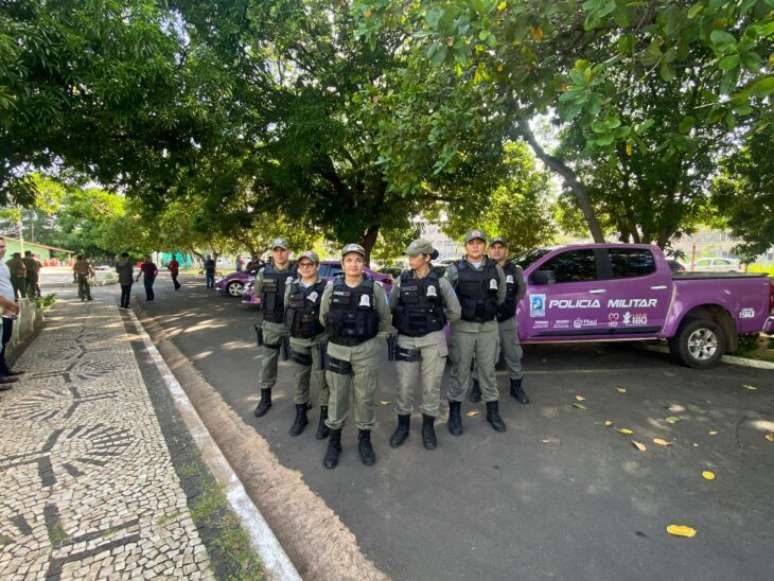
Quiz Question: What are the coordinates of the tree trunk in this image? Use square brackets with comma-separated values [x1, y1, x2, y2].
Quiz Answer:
[360, 224, 380, 266]
[515, 120, 605, 243]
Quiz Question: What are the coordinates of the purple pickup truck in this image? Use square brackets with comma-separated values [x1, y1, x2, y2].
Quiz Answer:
[515, 244, 773, 368]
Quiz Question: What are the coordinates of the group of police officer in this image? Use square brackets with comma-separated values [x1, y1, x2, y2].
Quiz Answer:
[251, 229, 528, 470]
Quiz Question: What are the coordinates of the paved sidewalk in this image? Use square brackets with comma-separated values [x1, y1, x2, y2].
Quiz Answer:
[0, 298, 213, 580]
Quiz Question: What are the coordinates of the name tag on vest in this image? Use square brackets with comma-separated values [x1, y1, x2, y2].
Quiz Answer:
[489, 279, 498, 290]
[506, 275, 514, 283]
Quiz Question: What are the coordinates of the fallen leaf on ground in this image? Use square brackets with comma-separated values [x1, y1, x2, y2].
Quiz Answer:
[653, 438, 672, 447]
[616, 387, 627, 393]
[466, 410, 479, 417]
[631, 440, 647, 452]
[667, 404, 685, 413]
[743, 384, 758, 390]
[702, 470, 716, 481]
[665, 416, 681, 424]
[692, 443, 699, 447]
[604, 420, 614, 427]
[618, 428, 634, 435]
[709, 431, 718, 436]
[542, 439, 550, 443]
[575, 394, 586, 401]
[572, 403, 587, 410]
[378, 400, 392, 406]
[666, 524, 697, 538]
[764, 433, 774, 442]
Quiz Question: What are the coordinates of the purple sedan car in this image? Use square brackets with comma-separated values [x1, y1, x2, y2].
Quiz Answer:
[215, 270, 256, 298]
[241, 260, 394, 306]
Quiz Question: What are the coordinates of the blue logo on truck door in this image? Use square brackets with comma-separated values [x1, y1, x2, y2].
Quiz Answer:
[530, 294, 546, 317]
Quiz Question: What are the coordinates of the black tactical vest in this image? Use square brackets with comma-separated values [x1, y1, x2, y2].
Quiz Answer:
[325, 279, 380, 346]
[286, 279, 327, 339]
[261, 264, 296, 324]
[497, 261, 520, 322]
[455, 258, 500, 323]
[393, 270, 447, 337]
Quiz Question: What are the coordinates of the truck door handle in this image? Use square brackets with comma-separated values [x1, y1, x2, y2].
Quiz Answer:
[589, 289, 606, 294]
[650, 285, 668, 290]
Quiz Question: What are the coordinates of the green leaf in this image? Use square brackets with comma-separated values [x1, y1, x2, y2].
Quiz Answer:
[740, 52, 763, 72]
[687, 4, 704, 19]
[724, 111, 736, 130]
[678, 116, 695, 134]
[591, 119, 608, 133]
[745, 75, 774, 97]
[606, 116, 621, 129]
[733, 104, 753, 115]
[660, 62, 676, 82]
[710, 30, 737, 49]
[429, 45, 448, 67]
[718, 54, 740, 71]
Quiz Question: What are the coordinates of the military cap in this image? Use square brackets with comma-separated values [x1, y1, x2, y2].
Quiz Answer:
[341, 243, 366, 258]
[490, 236, 508, 247]
[405, 239, 436, 256]
[270, 238, 289, 250]
[297, 251, 320, 264]
[463, 229, 487, 244]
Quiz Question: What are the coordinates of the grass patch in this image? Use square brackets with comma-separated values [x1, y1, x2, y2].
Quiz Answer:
[48, 522, 70, 548]
[0, 533, 13, 546]
[34, 293, 57, 311]
[735, 334, 774, 362]
[156, 511, 184, 527]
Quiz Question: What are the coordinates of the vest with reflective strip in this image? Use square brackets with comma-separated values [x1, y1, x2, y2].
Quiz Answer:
[455, 259, 499, 323]
[286, 279, 327, 338]
[393, 270, 447, 336]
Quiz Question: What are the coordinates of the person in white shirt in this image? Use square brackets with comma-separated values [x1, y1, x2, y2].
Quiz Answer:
[0, 237, 23, 388]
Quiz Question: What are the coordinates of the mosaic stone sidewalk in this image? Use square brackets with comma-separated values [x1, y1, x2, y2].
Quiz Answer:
[0, 300, 214, 580]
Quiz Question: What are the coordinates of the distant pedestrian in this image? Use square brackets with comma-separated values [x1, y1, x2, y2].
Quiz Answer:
[0, 237, 23, 388]
[168, 255, 181, 290]
[73, 255, 95, 301]
[22, 251, 40, 298]
[137, 256, 158, 301]
[33, 254, 42, 298]
[6, 252, 26, 299]
[236, 255, 244, 272]
[116, 252, 134, 308]
[204, 255, 216, 288]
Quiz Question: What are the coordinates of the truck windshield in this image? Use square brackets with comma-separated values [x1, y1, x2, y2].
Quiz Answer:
[515, 248, 551, 270]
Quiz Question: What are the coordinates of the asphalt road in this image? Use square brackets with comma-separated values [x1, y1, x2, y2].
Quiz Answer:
[138, 275, 774, 581]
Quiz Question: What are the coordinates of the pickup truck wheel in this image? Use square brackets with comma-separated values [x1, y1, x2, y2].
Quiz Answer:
[671, 318, 725, 369]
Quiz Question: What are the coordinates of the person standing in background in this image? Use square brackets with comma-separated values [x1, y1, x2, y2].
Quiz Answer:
[22, 251, 39, 298]
[7, 252, 26, 299]
[137, 256, 158, 301]
[0, 237, 22, 387]
[116, 252, 134, 308]
[168, 255, 181, 290]
[204, 255, 216, 288]
[73, 255, 95, 301]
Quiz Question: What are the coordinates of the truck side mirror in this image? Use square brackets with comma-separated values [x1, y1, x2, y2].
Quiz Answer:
[531, 270, 556, 285]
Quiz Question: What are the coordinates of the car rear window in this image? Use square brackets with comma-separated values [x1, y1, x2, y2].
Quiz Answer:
[608, 248, 656, 278]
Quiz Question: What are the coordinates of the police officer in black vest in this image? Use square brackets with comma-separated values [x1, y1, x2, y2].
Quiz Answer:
[470, 236, 529, 403]
[253, 238, 297, 418]
[283, 251, 330, 437]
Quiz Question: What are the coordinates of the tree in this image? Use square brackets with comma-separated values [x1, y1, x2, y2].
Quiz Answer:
[356, 0, 774, 245]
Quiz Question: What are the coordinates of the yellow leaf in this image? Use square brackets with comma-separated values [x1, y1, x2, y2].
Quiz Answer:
[665, 416, 681, 424]
[378, 400, 391, 406]
[604, 420, 614, 427]
[618, 428, 634, 435]
[466, 410, 479, 417]
[743, 384, 758, 390]
[709, 430, 718, 436]
[625, 142, 633, 157]
[530, 26, 543, 41]
[575, 395, 586, 401]
[497, 1, 507, 11]
[572, 403, 587, 410]
[666, 524, 697, 538]
[496, 62, 504, 72]
[363, 8, 373, 18]
[653, 438, 672, 447]
[631, 440, 647, 452]
[764, 433, 774, 442]
[616, 387, 627, 393]
[702, 470, 716, 481]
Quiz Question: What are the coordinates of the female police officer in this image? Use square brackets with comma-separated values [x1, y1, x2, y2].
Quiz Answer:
[389, 239, 460, 450]
[284, 251, 330, 438]
[318, 243, 391, 469]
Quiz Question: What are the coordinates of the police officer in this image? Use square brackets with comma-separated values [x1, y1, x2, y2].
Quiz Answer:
[253, 238, 296, 418]
[470, 237, 529, 404]
[283, 251, 330, 438]
[319, 243, 391, 469]
[444, 229, 507, 434]
[389, 239, 461, 450]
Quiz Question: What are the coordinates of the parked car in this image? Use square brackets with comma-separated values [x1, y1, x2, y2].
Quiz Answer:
[215, 269, 258, 297]
[667, 259, 686, 273]
[691, 257, 741, 272]
[242, 260, 394, 306]
[512, 244, 772, 368]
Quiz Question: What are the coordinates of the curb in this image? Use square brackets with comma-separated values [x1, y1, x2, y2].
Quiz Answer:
[639, 343, 774, 370]
[127, 309, 302, 581]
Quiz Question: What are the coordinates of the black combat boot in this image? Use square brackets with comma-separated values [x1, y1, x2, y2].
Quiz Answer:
[510, 378, 530, 404]
[389, 414, 411, 448]
[289, 404, 308, 437]
[448, 401, 463, 436]
[358, 430, 376, 466]
[421, 414, 437, 450]
[323, 429, 342, 469]
[253, 388, 272, 417]
[315, 406, 330, 440]
[486, 401, 507, 432]
[469, 379, 482, 403]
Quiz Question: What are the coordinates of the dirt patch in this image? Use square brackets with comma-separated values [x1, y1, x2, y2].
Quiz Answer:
[135, 306, 389, 581]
